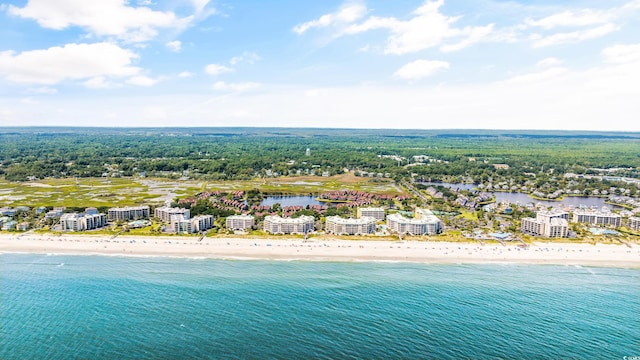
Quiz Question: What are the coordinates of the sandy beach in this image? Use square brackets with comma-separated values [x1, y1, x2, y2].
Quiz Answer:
[1, 233, 639, 268]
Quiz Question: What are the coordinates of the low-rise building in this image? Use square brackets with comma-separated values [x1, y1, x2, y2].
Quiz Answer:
[356, 207, 386, 221]
[226, 214, 255, 231]
[155, 206, 190, 222]
[46, 208, 65, 219]
[0, 207, 16, 217]
[108, 205, 150, 221]
[60, 212, 107, 231]
[325, 216, 377, 235]
[2, 220, 17, 231]
[572, 209, 621, 227]
[263, 215, 314, 235]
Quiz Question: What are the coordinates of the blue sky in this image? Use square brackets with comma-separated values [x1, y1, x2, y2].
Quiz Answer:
[0, 0, 639, 130]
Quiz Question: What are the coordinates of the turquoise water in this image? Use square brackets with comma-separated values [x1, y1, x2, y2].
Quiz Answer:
[1, 254, 638, 359]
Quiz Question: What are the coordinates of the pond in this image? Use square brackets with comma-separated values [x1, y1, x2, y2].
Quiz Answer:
[491, 191, 615, 209]
[419, 182, 619, 209]
[419, 182, 477, 191]
[260, 195, 326, 207]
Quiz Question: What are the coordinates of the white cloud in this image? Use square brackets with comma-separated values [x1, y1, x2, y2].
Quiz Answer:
[126, 75, 160, 87]
[20, 97, 39, 105]
[178, 71, 194, 78]
[29, 86, 58, 94]
[143, 106, 168, 121]
[504, 67, 568, 84]
[229, 52, 261, 65]
[205, 64, 233, 76]
[343, 0, 494, 55]
[394, 60, 449, 80]
[530, 23, 618, 48]
[293, 1, 367, 34]
[526, 9, 613, 29]
[166, 40, 182, 52]
[440, 24, 494, 52]
[212, 81, 260, 92]
[0, 42, 140, 85]
[4, 49, 639, 130]
[7, 0, 192, 42]
[536, 57, 563, 67]
[84, 76, 118, 89]
[602, 43, 640, 64]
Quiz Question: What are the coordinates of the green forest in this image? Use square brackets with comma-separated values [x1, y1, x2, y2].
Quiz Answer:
[1, 128, 639, 192]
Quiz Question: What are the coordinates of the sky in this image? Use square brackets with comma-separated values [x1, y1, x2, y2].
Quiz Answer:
[0, 0, 639, 130]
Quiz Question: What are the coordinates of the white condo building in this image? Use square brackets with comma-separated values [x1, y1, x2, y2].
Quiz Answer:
[168, 214, 214, 234]
[521, 217, 568, 238]
[226, 214, 255, 231]
[155, 206, 190, 222]
[60, 212, 107, 231]
[356, 207, 386, 221]
[325, 216, 377, 235]
[386, 208, 442, 235]
[521, 209, 569, 238]
[263, 215, 314, 234]
[108, 205, 150, 221]
[572, 209, 621, 227]
[629, 216, 640, 232]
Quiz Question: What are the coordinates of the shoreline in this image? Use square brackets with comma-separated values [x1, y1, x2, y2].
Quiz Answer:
[1, 233, 639, 268]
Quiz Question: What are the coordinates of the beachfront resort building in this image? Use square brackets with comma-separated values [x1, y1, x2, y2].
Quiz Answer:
[325, 216, 377, 235]
[386, 208, 442, 236]
[60, 211, 107, 231]
[155, 206, 190, 223]
[572, 209, 621, 227]
[108, 205, 150, 221]
[226, 214, 255, 231]
[521, 209, 569, 238]
[168, 214, 214, 234]
[521, 218, 568, 238]
[628, 216, 640, 232]
[263, 215, 314, 235]
[356, 207, 386, 221]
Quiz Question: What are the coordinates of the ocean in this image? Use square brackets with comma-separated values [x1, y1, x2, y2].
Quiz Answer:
[1, 254, 638, 359]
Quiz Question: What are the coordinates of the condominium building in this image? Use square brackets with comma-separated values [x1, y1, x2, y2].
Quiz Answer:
[629, 216, 640, 232]
[356, 207, 386, 221]
[108, 205, 150, 221]
[60, 212, 107, 231]
[386, 209, 442, 235]
[572, 209, 621, 227]
[226, 214, 255, 231]
[521, 210, 569, 237]
[169, 215, 193, 234]
[325, 216, 377, 235]
[263, 215, 315, 235]
[521, 217, 545, 236]
[168, 214, 214, 234]
[155, 206, 190, 223]
[536, 209, 569, 222]
[191, 215, 214, 233]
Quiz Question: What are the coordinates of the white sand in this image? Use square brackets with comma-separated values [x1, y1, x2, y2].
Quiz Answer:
[1, 233, 639, 268]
